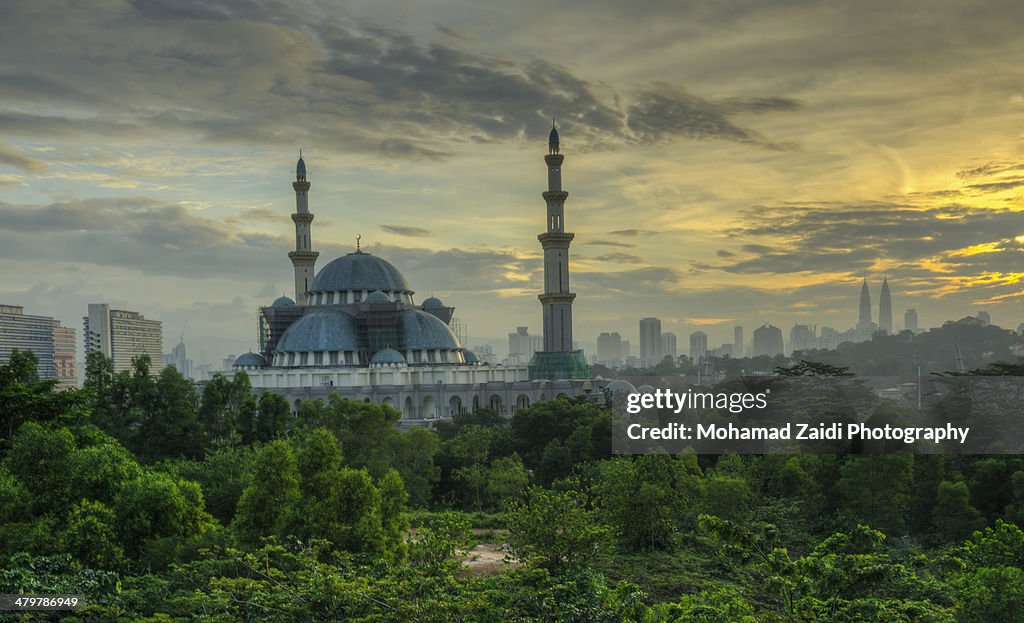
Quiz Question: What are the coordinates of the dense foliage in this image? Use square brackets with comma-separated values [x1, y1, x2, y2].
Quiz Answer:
[1, 349, 1023, 621]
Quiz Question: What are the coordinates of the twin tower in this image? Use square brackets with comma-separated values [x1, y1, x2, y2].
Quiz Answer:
[285, 127, 589, 381]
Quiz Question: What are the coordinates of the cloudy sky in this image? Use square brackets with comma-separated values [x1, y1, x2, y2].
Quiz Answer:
[2, 0, 1024, 363]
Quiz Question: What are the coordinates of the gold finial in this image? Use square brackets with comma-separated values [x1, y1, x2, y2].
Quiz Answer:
[356, 234, 361, 252]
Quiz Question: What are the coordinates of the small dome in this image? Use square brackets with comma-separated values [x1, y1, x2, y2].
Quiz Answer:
[365, 290, 391, 303]
[310, 252, 412, 295]
[234, 352, 266, 368]
[276, 309, 359, 352]
[370, 348, 406, 365]
[548, 126, 559, 146]
[637, 384, 656, 395]
[463, 349, 479, 363]
[422, 296, 444, 308]
[401, 309, 461, 349]
[272, 295, 296, 308]
[297, 156, 306, 175]
[604, 380, 636, 394]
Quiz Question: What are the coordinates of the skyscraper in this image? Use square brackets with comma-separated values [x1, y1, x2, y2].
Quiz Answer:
[733, 326, 744, 358]
[83, 303, 164, 374]
[661, 332, 678, 359]
[879, 276, 893, 334]
[858, 278, 872, 328]
[689, 331, 707, 363]
[508, 326, 541, 365]
[528, 123, 588, 380]
[596, 332, 623, 364]
[52, 322, 77, 389]
[789, 324, 816, 353]
[639, 317, 662, 365]
[905, 308, 918, 332]
[753, 323, 784, 357]
[0, 304, 56, 380]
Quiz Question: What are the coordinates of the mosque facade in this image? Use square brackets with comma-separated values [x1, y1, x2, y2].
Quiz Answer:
[232, 128, 595, 424]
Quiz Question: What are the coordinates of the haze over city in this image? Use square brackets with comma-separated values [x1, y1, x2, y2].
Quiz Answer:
[2, 0, 1023, 364]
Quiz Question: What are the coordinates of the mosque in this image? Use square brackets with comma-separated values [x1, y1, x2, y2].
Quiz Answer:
[232, 126, 594, 424]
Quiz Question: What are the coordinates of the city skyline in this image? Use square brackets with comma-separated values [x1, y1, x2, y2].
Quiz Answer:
[2, 1, 1024, 365]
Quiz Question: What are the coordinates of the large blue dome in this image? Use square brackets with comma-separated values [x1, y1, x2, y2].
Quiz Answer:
[276, 309, 359, 352]
[309, 252, 412, 295]
[401, 309, 460, 350]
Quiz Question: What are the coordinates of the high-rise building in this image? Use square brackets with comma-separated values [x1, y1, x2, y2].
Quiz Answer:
[620, 340, 630, 359]
[753, 323, 784, 357]
[52, 323, 77, 389]
[789, 324, 816, 353]
[529, 122, 588, 380]
[508, 326, 542, 366]
[450, 317, 468, 348]
[733, 326, 744, 358]
[639, 317, 662, 365]
[689, 331, 708, 363]
[858, 278, 872, 328]
[905, 309, 918, 333]
[661, 332, 678, 359]
[0, 304, 56, 380]
[83, 304, 164, 374]
[166, 339, 192, 378]
[596, 331, 623, 364]
[977, 311, 991, 326]
[879, 276, 893, 334]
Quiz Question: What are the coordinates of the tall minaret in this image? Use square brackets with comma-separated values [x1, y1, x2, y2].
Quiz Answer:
[878, 276, 893, 334]
[538, 122, 575, 353]
[858, 278, 872, 328]
[288, 152, 318, 303]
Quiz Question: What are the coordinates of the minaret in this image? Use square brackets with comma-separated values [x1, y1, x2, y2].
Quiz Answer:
[288, 152, 318, 303]
[878, 276, 893, 334]
[858, 278, 872, 327]
[539, 122, 574, 352]
[529, 122, 588, 380]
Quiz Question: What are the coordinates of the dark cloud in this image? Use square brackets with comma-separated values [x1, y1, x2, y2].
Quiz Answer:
[593, 252, 644, 263]
[608, 229, 658, 237]
[575, 266, 680, 292]
[381, 224, 434, 237]
[966, 179, 1024, 192]
[626, 84, 800, 149]
[716, 249, 735, 258]
[584, 239, 637, 248]
[719, 203, 1024, 280]
[0, 2, 797, 160]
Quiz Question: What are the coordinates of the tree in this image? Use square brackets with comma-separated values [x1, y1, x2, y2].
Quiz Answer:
[61, 500, 125, 570]
[4, 422, 77, 515]
[836, 455, 913, 535]
[200, 372, 257, 447]
[233, 439, 301, 542]
[956, 566, 1024, 623]
[254, 392, 291, 442]
[505, 486, 610, 573]
[0, 351, 69, 438]
[135, 366, 204, 461]
[113, 472, 209, 558]
[486, 454, 530, 508]
[933, 481, 985, 542]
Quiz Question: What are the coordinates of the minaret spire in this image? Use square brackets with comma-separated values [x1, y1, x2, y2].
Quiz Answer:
[288, 151, 318, 302]
[529, 121, 588, 380]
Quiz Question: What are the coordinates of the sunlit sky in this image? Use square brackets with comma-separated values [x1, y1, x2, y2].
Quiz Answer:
[2, 0, 1023, 362]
